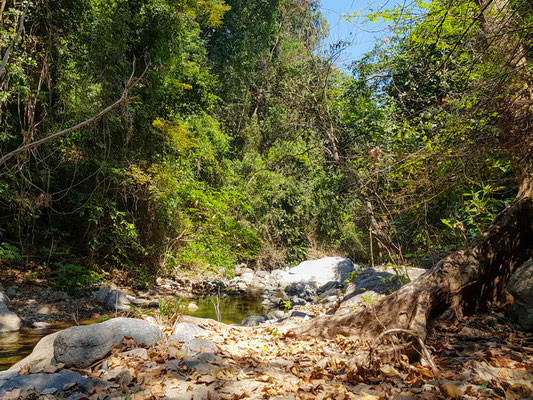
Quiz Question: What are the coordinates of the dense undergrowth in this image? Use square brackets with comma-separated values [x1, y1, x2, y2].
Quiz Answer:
[0, 0, 530, 286]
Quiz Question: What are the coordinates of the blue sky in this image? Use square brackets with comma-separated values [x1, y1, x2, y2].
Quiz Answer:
[319, 0, 395, 70]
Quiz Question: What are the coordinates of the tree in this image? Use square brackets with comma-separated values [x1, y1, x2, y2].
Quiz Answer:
[293, 0, 533, 352]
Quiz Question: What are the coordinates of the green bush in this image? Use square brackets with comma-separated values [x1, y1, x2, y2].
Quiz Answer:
[53, 263, 103, 294]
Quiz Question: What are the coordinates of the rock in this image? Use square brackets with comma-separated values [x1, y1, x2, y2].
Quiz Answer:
[241, 314, 269, 327]
[0, 292, 21, 332]
[267, 310, 285, 320]
[54, 325, 115, 368]
[290, 310, 315, 319]
[233, 263, 248, 276]
[270, 269, 290, 284]
[100, 317, 165, 345]
[10, 332, 59, 373]
[182, 338, 217, 356]
[0, 370, 103, 397]
[188, 302, 199, 312]
[317, 280, 343, 294]
[167, 322, 206, 344]
[256, 270, 270, 279]
[321, 295, 339, 304]
[92, 286, 111, 303]
[105, 289, 131, 311]
[285, 257, 354, 286]
[36, 306, 51, 315]
[507, 259, 533, 331]
[240, 272, 255, 284]
[0, 370, 18, 386]
[32, 321, 51, 330]
[336, 290, 383, 315]
[122, 348, 148, 360]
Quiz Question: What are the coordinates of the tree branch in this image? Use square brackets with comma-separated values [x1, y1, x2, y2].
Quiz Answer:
[0, 60, 143, 166]
[0, 0, 30, 77]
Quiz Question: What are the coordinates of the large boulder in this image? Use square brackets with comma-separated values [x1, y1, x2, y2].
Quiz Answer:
[0, 292, 21, 332]
[9, 332, 59, 373]
[507, 259, 533, 331]
[100, 317, 164, 345]
[0, 370, 103, 397]
[286, 257, 355, 286]
[54, 325, 115, 368]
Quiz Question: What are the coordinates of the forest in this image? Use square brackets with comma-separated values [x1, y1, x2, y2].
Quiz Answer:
[0, 0, 532, 399]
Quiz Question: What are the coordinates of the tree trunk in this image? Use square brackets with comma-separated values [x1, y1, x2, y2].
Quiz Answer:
[292, 175, 533, 343]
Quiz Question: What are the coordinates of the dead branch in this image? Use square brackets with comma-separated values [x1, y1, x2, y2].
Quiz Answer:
[0, 0, 30, 77]
[0, 60, 144, 167]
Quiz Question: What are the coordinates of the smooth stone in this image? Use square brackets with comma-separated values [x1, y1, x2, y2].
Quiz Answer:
[317, 280, 343, 294]
[286, 257, 355, 286]
[122, 348, 148, 360]
[182, 338, 217, 357]
[188, 302, 199, 312]
[54, 325, 115, 368]
[37, 306, 51, 315]
[0, 370, 103, 397]
[101, 317, 164, 345]
[33, 321, 51, 330]
[105, 289, 131, 311]
[167, 322, 205, 344]
[10, 332, 60, 373]
[0, 292, 22, 333]
[241, 314, 269, 327]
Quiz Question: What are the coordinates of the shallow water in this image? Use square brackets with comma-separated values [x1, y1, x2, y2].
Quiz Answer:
[0, 293, 266, 371]
[183, 292, 267, 324]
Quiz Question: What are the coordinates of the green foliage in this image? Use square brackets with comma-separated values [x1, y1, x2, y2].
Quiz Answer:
[0, 243, 21, 264]
[1, 0, 528, 283]
[53, 263, 103, 294]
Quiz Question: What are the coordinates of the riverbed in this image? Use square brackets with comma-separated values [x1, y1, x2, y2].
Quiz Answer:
[0, 292, 266, 371]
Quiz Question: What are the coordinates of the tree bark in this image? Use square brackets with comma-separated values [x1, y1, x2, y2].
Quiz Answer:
[292, 174, 533, 343]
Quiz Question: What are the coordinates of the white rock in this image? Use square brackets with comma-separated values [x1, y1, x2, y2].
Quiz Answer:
[285, 257, 354, 286]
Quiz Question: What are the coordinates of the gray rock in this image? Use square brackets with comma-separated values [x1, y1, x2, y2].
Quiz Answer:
[101, 317, 165, 345]
[267, 310, 285, 320]
[344, 268, 402, 300]
[182, 338, 217, 356]
[286, 257, 354, 286]
[241, 314, 269, 327]
[122, 347, 148, 360]
[317, 281, 343, 294]
[507, 259, 533, 331]
[105, 289, 131, 311]
[167, 322, 206, 344]
[92, 286, 111, 303]
[10, 332, 60, 374]
[0, 292, 21, 332]
[290, 310, 315, 319]
[0, 370, 103, 397]
[0, 370, 18, 386]
[54, 325, 115, 368]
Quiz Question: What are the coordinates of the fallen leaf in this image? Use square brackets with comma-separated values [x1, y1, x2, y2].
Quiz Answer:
[440, 382, 463, 399]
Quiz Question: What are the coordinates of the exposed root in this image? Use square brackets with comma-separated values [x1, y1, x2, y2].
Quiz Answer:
[368, 328, 438, 375]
